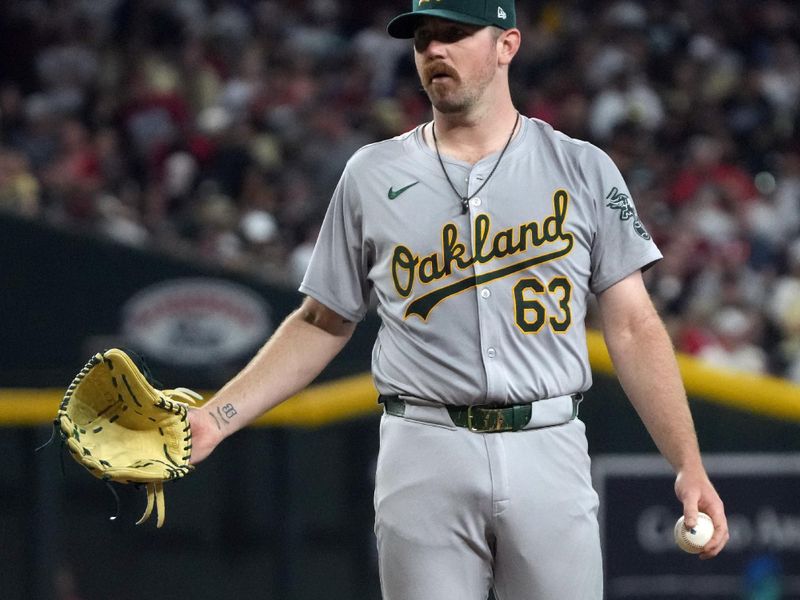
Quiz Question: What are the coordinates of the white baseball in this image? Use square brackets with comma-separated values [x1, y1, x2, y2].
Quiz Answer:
[674, 512, 714, 554]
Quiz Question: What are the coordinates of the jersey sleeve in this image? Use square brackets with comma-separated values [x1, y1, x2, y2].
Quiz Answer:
[299, 166, 371, 322]
[586, 146, 663, 294]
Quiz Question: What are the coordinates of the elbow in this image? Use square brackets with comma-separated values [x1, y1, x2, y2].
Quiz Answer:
[613, 305, 662, 340]
[604, 306, 672, 360]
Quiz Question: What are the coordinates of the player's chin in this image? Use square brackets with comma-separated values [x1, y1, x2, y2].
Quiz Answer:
[429, 95, 471, 115]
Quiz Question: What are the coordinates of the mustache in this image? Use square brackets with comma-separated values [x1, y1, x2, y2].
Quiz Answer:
[422, 62, 460, 83]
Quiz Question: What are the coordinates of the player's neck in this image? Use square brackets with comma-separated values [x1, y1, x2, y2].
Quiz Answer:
[428, 104, 520, 165]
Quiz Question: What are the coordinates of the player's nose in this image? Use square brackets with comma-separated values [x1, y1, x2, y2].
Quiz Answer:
[414, 34, 447, 56]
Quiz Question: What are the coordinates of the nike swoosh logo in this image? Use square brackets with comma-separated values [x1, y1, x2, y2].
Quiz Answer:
[388, 181, 419, 200]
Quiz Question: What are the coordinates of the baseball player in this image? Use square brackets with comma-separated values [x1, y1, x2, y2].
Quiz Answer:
[189, 1, 729, 598]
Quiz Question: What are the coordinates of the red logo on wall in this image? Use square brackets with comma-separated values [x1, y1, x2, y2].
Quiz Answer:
[122, 278, 272, 366]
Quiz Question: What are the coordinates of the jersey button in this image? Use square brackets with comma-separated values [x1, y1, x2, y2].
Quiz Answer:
[486, 347, 496, 358]
[480, 289, 491, 299]
[471, 197, 482, 207]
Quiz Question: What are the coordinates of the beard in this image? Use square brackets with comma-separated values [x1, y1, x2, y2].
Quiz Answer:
[418, 51, 497, 114]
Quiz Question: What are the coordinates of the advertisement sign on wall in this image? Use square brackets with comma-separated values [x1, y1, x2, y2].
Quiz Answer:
[122, 277, 273, 367]
[594, 454, 800, 599]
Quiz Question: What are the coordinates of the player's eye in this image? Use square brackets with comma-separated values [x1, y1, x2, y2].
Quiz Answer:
[414, 25, 476, 52]
[440, 26, 471, 43]
[414, 29, 432, 52]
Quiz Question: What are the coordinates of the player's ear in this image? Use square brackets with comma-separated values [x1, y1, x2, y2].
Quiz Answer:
[497, 28, 521, 66]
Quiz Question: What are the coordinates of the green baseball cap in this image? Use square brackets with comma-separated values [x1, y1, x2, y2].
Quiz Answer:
[387, 0, 516, 39]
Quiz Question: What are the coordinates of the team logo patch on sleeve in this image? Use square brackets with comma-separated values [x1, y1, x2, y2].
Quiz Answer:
[605, 187, 651, 240]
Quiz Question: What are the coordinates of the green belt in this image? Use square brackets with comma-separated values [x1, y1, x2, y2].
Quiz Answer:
[379, 395, 577, 433]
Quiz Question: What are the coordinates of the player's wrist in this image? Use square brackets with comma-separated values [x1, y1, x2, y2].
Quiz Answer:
[188, 406, 225, 464]
[674, 456, 706, 477]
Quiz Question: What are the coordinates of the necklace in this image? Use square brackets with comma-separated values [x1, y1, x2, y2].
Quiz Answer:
[432, 112, 521, 214]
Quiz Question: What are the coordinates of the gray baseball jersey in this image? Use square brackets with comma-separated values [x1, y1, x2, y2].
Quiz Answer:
[300, 116, 662, 405]
[301, 116, 662, 600]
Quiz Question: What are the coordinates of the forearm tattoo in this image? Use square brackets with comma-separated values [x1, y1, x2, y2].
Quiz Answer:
[209, 403, 238, 430]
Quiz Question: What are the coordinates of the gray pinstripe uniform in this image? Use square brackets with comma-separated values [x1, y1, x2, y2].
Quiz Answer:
[300, 116, 662, 599]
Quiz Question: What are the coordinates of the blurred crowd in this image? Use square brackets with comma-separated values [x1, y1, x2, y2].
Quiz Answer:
[1, 0, 799, 382]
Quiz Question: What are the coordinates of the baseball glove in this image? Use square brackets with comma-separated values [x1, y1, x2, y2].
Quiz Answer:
[57, 348, 202, 527]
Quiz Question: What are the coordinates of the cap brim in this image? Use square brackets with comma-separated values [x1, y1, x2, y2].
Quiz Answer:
[387, 10, 492, 39]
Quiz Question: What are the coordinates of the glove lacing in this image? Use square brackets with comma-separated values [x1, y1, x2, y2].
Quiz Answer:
[136, 387, 202, 528]
[160, 387, 203, 408]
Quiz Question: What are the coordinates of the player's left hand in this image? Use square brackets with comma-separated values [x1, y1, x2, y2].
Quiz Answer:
[675, 467, 729, 559]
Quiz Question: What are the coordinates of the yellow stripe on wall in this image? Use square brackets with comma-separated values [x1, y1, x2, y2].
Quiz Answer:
[0, 389, 65, 426]
[250, 374, 379, 427]
[586, 330, 800, 423]
[0, 374, 380, 428]
[3, 332, 800, 426]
